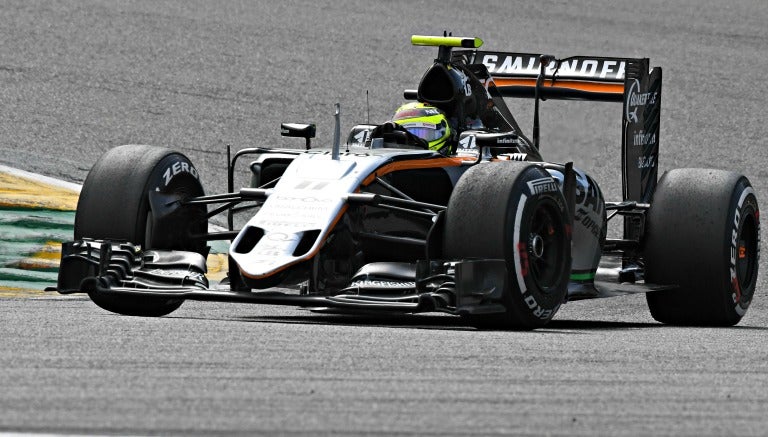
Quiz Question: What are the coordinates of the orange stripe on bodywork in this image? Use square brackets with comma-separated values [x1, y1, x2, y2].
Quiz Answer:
[361, 157, 468, 186]
[493, 78, 625, 94]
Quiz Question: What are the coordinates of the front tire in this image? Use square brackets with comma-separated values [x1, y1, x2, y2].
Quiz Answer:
[644, 168, 760, 326]
[444, 162, 571, 330]
[75, 145, 207, 317]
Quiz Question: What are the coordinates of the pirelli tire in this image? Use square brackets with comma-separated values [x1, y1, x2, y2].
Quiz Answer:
[644, 169, 760, 326]
[74, 145, 207, 317]
[444, 161, 571, 330]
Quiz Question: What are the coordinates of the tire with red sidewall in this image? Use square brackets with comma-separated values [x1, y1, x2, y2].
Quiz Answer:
[75, 145, 207, 317]
[444, 161, 570, 330]
[644, 168, 760, 326]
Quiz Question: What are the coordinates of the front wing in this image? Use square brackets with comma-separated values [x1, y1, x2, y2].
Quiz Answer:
[55, 240, 675, 315]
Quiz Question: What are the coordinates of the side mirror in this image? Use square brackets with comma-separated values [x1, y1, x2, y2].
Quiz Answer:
[281, 123, 316, 149]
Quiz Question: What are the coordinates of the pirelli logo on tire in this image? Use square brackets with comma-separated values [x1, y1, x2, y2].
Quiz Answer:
[527, 177, 559, 195]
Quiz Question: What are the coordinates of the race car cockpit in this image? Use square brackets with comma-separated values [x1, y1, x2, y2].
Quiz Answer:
[346, 35, 541, 161]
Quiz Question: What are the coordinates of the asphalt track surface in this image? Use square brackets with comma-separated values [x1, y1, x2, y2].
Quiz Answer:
[2, 1, 768, 435]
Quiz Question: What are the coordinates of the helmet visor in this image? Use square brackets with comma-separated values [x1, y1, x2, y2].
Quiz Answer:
[400, 121, 446, 142]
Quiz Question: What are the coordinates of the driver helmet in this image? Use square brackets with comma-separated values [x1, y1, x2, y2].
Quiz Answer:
[392, 102, 451, 152]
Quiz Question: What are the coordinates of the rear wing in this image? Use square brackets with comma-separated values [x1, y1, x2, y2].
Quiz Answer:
[454, 50, 662, 204]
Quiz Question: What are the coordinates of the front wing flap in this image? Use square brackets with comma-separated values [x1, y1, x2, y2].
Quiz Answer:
[57, 240, 209, 294]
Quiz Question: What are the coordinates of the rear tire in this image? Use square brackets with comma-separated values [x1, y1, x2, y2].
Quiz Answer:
[644, 168, 760, 326]
[444, 162, 570, 330]
[75, 145, 207, 317]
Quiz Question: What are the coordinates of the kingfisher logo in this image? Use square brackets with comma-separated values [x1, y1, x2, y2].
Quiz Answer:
[625, 79, 658, 123]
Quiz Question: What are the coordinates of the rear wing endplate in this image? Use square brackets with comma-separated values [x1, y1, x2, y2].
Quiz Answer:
[454, 50, 662, 206]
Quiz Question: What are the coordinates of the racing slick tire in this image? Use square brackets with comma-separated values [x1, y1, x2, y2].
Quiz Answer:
[74, 145, 207, 317]
[444, 161, 570, 330]
[644, 169, 760, 326]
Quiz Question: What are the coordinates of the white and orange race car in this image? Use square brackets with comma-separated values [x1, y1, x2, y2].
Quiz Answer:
[55, 35, 759, 329]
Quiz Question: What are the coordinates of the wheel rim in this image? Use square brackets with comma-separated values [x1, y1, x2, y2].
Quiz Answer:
[526, 201, 567, 293]
[735, 211, 759, 302]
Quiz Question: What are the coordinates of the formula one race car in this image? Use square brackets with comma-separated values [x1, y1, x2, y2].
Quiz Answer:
[55, 35, 760, 329]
